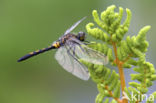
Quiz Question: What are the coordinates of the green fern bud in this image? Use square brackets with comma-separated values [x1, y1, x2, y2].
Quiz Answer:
[113, 81, 121, 98]
[103, 98, 109, 103]
[111, 99, 117, 103]
[151, 75, 156, 81]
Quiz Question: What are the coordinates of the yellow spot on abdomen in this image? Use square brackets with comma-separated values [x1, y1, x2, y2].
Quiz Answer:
[35, 50, 39, 52]
[56, 42, 60, 47]
[29, 52, 34, 55]
[53, 43, 57, 48]
[53, 42, 60, 48]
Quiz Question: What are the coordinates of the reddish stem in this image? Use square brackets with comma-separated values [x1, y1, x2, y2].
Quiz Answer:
[112, 42, 128, 103]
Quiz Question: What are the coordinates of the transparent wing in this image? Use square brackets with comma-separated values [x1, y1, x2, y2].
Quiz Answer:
[63, 17, 86, 35]
[66, 38, 109, 65]
[55, 46, 90, 80]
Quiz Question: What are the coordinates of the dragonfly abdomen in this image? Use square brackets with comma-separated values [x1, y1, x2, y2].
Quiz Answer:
[52, 41, 62, 48]
[18, 46, 55, 62]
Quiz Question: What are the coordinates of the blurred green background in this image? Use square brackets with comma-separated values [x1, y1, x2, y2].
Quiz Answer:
[0, 0, 156, 103]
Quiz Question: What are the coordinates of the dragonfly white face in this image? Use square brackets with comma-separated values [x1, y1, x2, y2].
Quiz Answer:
[76, 31, 86, 41]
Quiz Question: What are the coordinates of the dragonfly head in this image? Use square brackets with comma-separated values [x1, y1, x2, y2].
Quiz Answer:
[77, 31, 86, 41]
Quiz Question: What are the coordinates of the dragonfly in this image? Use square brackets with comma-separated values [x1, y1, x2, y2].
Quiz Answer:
[18, 17, 108, 80]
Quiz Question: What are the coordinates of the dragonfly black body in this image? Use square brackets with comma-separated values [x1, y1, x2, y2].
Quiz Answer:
[18, 32, 86, 62]
[18, 17, 108, 80]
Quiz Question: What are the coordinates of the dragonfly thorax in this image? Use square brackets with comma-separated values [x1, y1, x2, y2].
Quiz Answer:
[52, 34, 76, 48]
[52, 32, 86, 48]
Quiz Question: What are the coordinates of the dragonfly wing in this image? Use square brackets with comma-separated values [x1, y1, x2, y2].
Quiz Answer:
[66, 38, 109, 65]
[63, 17, 86, 35]
[55, 46, 90, 80]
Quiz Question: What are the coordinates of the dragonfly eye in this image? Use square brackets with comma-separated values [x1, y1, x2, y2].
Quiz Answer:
[77, 31, 85, 41]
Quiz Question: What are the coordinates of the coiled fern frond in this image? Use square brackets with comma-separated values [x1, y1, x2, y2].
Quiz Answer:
[81, 5, 156, 103]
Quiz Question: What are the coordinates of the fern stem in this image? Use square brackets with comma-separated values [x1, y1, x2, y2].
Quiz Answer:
[112, 42, 126, 92]
[112, 42, 128, 103]
[104, 86, 122, 103]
